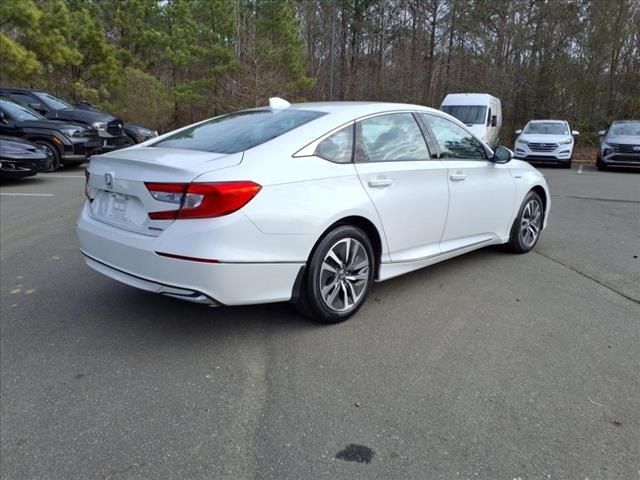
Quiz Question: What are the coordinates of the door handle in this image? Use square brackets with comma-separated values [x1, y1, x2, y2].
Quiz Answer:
[449, 172, 466, 181]
[368, 178, 394, 188]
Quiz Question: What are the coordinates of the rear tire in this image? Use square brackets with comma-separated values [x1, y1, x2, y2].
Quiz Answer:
[34, 140, 61, 172]
[296, 225, 374, 324]
[505, 191, 544, 254]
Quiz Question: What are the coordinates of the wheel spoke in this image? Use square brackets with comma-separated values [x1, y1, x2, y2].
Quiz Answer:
[321, 262, 338, 275]
[346, 271, 368, 281]
[326, 249, 344, 268]
[340, 282, 352, 308]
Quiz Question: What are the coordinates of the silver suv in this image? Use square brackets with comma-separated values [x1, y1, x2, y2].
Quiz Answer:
[597, 120, 640, 170]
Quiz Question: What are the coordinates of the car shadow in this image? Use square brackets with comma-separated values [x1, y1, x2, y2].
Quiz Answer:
[75, 245, 510, 348]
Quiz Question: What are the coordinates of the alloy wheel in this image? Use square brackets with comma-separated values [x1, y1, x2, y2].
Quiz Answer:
[319, 237, 370, 313]
[519, 199, 542, 248]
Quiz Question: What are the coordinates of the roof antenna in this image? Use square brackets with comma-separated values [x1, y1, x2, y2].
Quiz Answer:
[268, 97, 290, 110]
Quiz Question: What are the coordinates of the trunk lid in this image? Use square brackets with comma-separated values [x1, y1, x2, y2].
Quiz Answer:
[86, 147, 243, 236]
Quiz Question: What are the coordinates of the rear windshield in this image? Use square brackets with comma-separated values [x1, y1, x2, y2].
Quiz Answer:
[524, 122, 569, 135]
[151, 109, 326, 154]
[441, 105, 487, 125]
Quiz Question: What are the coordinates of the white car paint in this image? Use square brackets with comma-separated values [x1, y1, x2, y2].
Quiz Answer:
[514, 119, 579, 165]
[77, 100, 550, 308]
[440, 93, 502, 148]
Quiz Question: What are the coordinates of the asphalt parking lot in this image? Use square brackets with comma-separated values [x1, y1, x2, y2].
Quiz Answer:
[1, 165, 639, 480]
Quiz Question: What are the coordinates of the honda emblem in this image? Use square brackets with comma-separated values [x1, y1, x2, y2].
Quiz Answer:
[633, 146, 640, 152]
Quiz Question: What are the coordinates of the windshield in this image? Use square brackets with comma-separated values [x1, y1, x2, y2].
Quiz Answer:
[441, 105, 487, 125]
[609, 122, 640, 136]
[35, 92, 73, 110]
[0, 99, 45, 121]
[523, 122, 569, 135]
[151, 109, 326, 154]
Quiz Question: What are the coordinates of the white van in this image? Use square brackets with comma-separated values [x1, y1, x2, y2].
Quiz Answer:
[440, 93, 502, 148]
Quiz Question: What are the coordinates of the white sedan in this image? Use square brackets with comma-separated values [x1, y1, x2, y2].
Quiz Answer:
[77, 99, 550, 323]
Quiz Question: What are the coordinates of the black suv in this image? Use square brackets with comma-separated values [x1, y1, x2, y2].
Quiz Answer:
[0, 98, 100, 171]
[0, 87, 131, 152]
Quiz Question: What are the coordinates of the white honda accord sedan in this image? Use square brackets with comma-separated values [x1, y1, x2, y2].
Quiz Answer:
[77, 99, 550, 323]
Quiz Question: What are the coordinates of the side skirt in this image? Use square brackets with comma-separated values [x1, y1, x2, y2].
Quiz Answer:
[377, 238, 499, 282]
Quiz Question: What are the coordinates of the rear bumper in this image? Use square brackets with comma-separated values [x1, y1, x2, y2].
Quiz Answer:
[76, 204, 305, 306]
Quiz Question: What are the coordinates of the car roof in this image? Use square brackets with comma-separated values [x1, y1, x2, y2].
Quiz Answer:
[281, 101, 440, 116]
[611, 119, 640, 124]
[527, 119, 567, 123]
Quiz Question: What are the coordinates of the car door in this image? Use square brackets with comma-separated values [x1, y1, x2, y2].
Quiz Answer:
[0, 107, 20, 137]
[419, 113, 516, 250]
[354, 112, 449, 262]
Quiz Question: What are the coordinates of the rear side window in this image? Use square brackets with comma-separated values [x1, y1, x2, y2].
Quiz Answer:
[314, 125, 354, 163]
[151, 109, 326, 154]
[356, 113, 429, 162]
[421, 114, 487, 160]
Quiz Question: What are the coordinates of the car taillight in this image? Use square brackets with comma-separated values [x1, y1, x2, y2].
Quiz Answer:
[84, 170, 94, 202]
[145, 181, 262, 220]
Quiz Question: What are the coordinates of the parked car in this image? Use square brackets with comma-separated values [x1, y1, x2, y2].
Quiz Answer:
[440, 93, 502, 148]
[513, 120, 578, 168]
[0, 98, 100, 171]
[75, 101, 158, 144]
[596, 120, 640, 170]
[0, 136, 50, 178]
[77, 98, 550, 324]
[0, 87, 131, 152]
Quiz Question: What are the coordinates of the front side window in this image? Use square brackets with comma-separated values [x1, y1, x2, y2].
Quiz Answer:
[152, 109, 326, 154]
[441, 105, 487, 125]
[421, 114, 487, 160]
[356, 113, 428, 162]
[523, 122, 569, 135]
[8, 93, 39, 108]
[0, 99, 45, 121]
[315, 124, 353, 163]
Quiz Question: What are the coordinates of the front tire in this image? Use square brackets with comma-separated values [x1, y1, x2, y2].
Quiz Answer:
[296, 225, 374, 323]
[505, 191, 544, 253]
[34, 140, 61, 172]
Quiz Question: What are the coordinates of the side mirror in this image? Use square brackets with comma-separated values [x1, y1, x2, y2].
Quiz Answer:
[491, 115, 497, 127]
[597, 130, 606, 136]
[571, 130, 580, 136]
[492, 145, 513, 164]
[515, 129, 522, 135]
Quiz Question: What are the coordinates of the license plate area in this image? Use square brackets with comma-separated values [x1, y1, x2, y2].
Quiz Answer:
[93, 191, 149, 230]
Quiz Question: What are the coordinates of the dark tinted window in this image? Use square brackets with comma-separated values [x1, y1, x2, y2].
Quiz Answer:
[152, 109, 325, 154]
[421, 114, 487, 160]
[8, 93, 38, 108]
[357, 113, 428, 162]
[315, 125, 353, 163]
[441, 105, 487, 125]
[0, 99, 45, 121]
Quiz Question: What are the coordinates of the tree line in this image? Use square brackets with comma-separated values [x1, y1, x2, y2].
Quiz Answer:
[2, 0, 639, 144]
